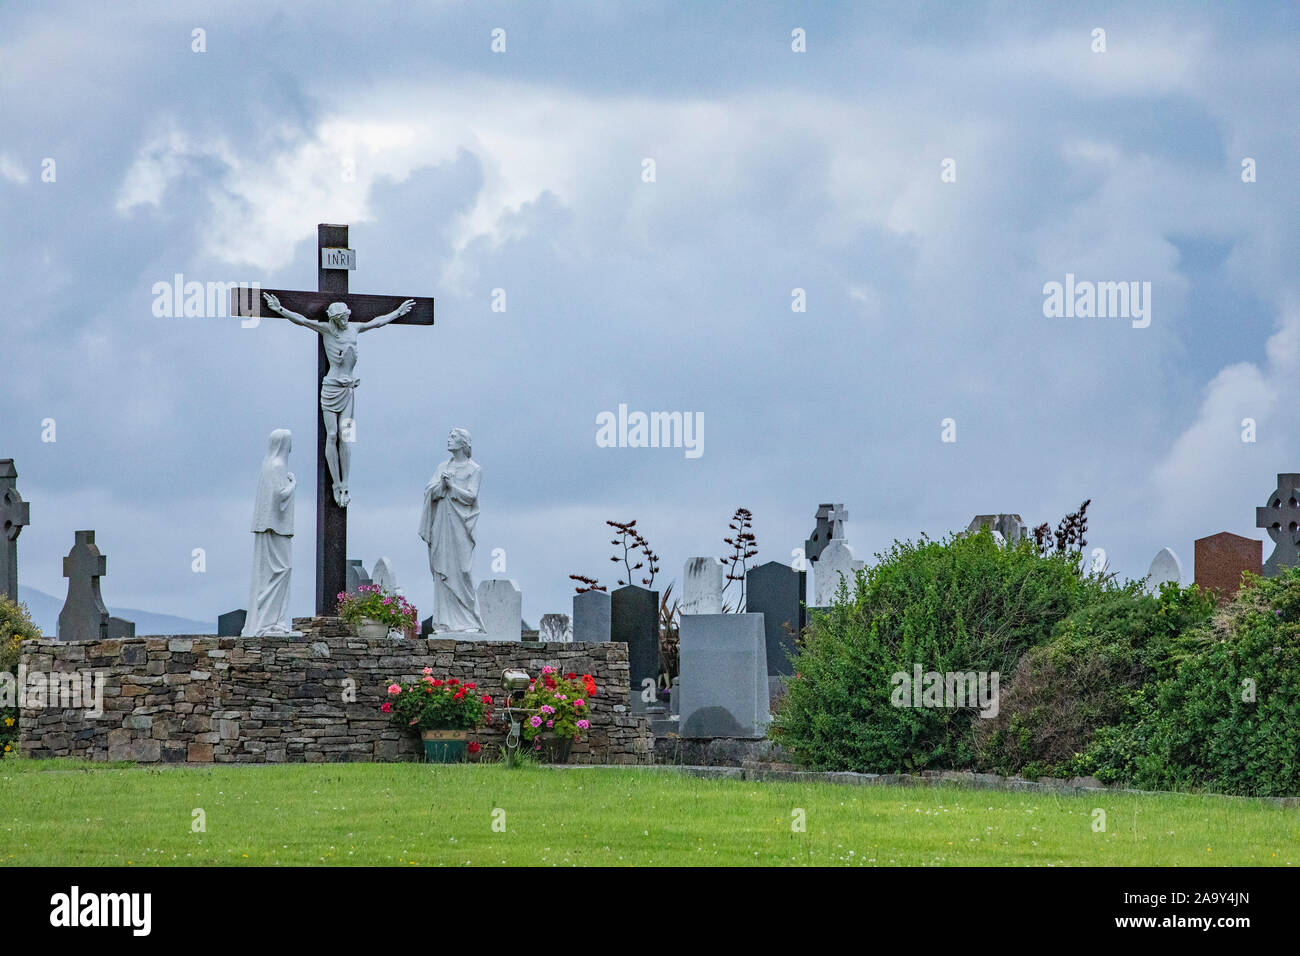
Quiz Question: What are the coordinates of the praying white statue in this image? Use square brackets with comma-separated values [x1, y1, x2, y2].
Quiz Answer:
[418, 427, 485, 633]
[242, 428, 299, 637]
[261, 291, 414, 507]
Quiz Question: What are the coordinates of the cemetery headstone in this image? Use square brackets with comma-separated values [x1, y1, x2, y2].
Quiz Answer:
[57, 530, 123, 642]
[745, 561, 805, 676]
[538, 613, 573, 643]
[681, 557, 724, 615]
[476, 579, 522, 641]
[345, 559, 372, 595]
[678, 613, 769, 737]
[1144, 547, 1182, 594]
[966, 514, 1027, 544]
[1255, 473, 1300, 576]
[370, 556, 401, 595]
[805, 503, 848, 565]
[218, 609, 248, 636]
[572, 589, 611, 642]
[815, 539, 866, 606]
[0, 459, 30, 602]
[106, 616, 135, 639]
[612, 584, 660, 712]
[1194, 532, 1262, 602]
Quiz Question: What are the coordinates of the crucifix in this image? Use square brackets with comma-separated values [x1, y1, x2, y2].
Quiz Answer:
[0, 459, 31, 602]
[230, 223, 435, 615]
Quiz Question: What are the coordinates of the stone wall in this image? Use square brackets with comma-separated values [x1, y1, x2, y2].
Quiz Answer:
[17, 617, 652, 764]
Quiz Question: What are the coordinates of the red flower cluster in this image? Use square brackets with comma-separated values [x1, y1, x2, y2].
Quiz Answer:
[580, 673, 598, 697]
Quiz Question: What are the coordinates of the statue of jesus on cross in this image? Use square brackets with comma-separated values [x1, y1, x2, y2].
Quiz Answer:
[261, 291, 414, 507]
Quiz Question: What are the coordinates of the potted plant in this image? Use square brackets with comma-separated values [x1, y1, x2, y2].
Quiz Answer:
[338, 585, 418, 640]
[383, 669, 493, 763]
[518, 667, 597, 763]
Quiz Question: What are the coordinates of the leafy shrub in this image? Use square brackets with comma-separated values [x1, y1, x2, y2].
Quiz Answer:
[974, 582, 1215, 777]
[1, 597, 41, 757]
[1079, 567, 1300, 797]
[770, 530, 1110, 772]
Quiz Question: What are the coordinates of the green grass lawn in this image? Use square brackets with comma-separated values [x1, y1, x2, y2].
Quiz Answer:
[1, 759, 1295, 866]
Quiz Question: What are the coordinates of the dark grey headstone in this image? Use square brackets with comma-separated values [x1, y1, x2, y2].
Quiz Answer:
[1256, 473, 1300, 576]
[745, 560, 806, 676]
[611, 585, 659, 711]
[572, 589, 611, 642]
[678, 613, 769, 738]
[345, 559, 372, 594]
[420, 615, 433, 639]
[106, 616, 135, 639]
[57, 530, 110, 642]
[0, 460, 31, 603]
[218, 609, 247, 636]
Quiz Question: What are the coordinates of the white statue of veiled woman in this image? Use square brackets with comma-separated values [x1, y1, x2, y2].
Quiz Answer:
[418, 427, 485, 633]
[242, 429, 299, 637]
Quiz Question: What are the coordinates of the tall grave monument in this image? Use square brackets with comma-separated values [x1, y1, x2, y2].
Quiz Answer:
[0, 460, 30, 602]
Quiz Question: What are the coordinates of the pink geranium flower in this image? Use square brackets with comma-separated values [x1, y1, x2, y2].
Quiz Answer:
[529, 715, 543, 728]
[545, 719, 554, 728]
[380, 702, 392, 713]
[576, 719, 590, 730]
[387, 683, 402, 695]
[574, 699, 585, 708]
[422, 667, 433, 675]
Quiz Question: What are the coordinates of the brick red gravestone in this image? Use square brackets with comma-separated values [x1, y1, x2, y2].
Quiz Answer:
[1193, 532, 1262, 602]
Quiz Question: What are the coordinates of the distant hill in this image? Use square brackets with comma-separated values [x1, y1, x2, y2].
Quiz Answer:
[16, 587, 215, 637]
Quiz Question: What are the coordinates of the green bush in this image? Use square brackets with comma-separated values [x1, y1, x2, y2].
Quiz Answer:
[1080, 567, 1300, 797]
[770, 530, 1110, 772]
[1, 597, 41, 757]
[974, 582, 1215, 777]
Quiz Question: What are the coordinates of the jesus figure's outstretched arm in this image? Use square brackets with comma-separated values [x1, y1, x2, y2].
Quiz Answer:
[358, 298, 416, 332]
[263, 293, 328, 332]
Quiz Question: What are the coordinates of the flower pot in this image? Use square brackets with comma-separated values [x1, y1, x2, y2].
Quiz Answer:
[421, 729, 469, 763]
[357, 618, 389, 640]
[533, 734, 573, 764]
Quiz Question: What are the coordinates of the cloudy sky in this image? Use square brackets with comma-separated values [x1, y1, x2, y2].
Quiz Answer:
[2, 1, 1297, 629]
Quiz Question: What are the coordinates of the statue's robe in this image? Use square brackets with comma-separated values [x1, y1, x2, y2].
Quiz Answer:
[419, 457, 485, 633]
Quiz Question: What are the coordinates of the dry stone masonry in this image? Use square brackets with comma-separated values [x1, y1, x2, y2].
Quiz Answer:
[19, 617, 652, 765]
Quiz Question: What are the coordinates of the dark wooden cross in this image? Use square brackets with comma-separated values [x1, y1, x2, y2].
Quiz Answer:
[0, 459, 30, 602]
[229, 223, 434, 615]
[1256, 472, 1300, 576]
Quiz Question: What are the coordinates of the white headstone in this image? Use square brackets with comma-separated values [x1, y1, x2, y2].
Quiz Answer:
[371, 556, 401, 596]
[681, 557, 724, 615]
[476, 578, 522, 641]
[814, 539, 865, 606]
[1145, 547, 1183, 593]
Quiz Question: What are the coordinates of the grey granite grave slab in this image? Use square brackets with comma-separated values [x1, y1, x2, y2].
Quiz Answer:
[572, 589, 611, 642]
[679, 613, 770, 738]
